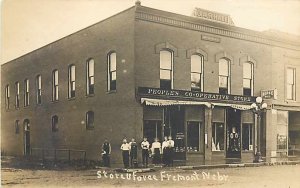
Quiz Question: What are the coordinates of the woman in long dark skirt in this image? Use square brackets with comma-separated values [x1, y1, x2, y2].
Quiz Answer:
[151, 138, 161, 165]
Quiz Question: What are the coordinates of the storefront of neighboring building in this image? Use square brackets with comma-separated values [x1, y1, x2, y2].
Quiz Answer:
[2, 2, 300, 165]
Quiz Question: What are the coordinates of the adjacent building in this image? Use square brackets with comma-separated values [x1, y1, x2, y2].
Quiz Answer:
[2, 1, 300, 165]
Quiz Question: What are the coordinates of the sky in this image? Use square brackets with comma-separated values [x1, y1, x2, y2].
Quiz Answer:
[1, 0, 300, 64]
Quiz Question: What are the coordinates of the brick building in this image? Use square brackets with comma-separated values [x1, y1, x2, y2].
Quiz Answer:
[2, 1, 300, 165]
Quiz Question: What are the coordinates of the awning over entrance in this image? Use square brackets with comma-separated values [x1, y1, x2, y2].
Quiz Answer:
[141, 98, 252, 110]
[141, 98, 211, 107]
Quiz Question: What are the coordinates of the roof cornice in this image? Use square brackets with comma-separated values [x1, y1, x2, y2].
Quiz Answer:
[135, 9, 300, 51]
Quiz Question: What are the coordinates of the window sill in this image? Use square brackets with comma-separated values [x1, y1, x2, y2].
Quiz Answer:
[68, 97, 76, 101]
[23, 105, 30, 109]
[86, 127, 95, 130]
[51, 100, 59, 104]
[107, 90, 117, 94]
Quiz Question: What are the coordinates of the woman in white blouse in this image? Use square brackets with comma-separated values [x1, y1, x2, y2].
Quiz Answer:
[120, 139, 130, 168]
[151, 138, 162, 165]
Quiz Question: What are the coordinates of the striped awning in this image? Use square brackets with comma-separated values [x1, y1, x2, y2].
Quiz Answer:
[141, 98, 252, 110]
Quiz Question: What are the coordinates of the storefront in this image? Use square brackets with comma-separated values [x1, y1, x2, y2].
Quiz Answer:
[138, 87, 257, 163]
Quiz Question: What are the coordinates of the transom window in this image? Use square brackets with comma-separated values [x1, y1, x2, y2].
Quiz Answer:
[52, 70, 59, 101]
[68, 65, 76, 98]
[219, 58, 230, 94]
[87, 59, 95, 95]
[107, 52, 117, 91]
[286, 68, 296, 100]
[191, 54, 204, 91]
[160, 50, 173, 90]
[243, 62, 254, 96]
[24, 79, 30, 106]
[36, 75, 42, 104]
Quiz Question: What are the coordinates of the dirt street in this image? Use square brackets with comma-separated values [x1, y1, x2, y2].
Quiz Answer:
[2, 164, 300, 188]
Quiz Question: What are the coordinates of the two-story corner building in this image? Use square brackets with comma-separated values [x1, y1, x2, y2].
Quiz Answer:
[2, 1, 300, 165]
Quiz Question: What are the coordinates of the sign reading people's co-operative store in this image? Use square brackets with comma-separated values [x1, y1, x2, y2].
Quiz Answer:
[138, 87, 256, 103]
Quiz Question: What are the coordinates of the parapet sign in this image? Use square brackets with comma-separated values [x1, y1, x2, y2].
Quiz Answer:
[192, 7, 235, 26]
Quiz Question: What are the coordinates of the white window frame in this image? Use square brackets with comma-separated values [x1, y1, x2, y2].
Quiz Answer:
[218, 58, 231, 94]
[160, 49, 174, 89]
[52, 70, 59, 101]
[191, 54, 204, 92]
[68, 65, 76, 98]
[286, 67, 296, 101]
[24, 79, 30, 106]
[86, 59, 95, 95]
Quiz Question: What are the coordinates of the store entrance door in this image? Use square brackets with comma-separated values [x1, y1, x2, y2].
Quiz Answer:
[226, 109, 241, 158]
[164, 106, 186, 160]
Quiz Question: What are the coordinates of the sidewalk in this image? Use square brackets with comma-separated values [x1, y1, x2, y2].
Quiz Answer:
[107, 158, 300, 173]
[176, 160, 300, 170]
[2, 155, 300, 172]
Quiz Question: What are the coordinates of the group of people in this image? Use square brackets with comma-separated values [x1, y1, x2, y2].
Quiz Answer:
[101, 136, 175, 168]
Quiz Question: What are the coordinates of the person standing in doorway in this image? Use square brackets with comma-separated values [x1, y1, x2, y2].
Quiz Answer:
[151, 138, 162, 165]
[141, 137, 150, 167]
[168, 136, 175, 167]
[120, 138, 130, 168]
[129, 138, 138, 168]
[102, 139, 111, 167]
[162, 136, 169, 166]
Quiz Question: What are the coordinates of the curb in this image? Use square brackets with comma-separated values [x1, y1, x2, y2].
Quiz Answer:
[176, 160, 300, 170]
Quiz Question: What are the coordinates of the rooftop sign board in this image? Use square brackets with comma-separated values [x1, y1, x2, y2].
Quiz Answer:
[192, 7, 235, 26]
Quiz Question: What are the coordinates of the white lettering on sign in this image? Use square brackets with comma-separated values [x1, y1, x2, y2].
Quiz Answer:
[192, 7, 235, 25]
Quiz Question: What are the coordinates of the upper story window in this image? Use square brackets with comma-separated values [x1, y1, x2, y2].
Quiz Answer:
[68, 65, 76, 98]
[5, 85, 10, 110]
[86, 111, 94, 130]
[160, 50, 173, 90]
[86, 59, 94, 95]
[52, 115, 59, 132]
[219, 58, 230, 94]
[286, 67, 296, 100]
[107, 52, 117, 91]
[24, 79, 30, 107]
[52, 70, 59, 101]
[243, 62, 254, 96]
[191, 54, 204, 92]
[36, 75, 42, 104]
[15, 82, 20, 108]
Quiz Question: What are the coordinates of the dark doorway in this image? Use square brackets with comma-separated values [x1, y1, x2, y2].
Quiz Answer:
[24, 119, 30, 155]
[226, 109, 241, 158]
[143, 120, 162, 144]
[164, 106, 185, 160]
